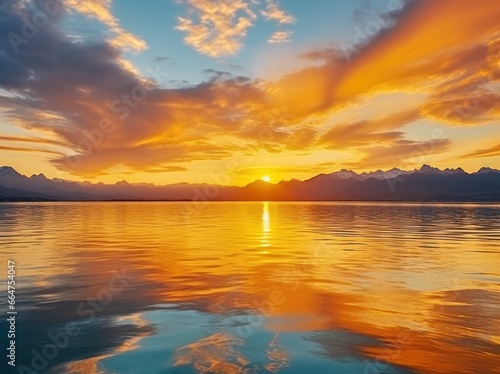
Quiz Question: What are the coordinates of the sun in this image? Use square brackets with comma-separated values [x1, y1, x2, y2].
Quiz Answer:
[262, 176, 271, 183]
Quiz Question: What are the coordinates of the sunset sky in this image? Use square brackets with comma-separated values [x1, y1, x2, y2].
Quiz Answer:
[0, 0, 499, 186]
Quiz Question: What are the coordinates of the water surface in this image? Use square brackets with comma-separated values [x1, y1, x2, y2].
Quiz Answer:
[1, 202, 499, 373]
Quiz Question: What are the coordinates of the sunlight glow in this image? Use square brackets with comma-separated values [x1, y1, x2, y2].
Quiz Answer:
[262, 176, 271, 183]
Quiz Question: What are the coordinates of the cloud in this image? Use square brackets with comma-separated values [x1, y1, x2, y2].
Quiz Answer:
[285, 126, 317, 151]
[0, 135, 67, 147]
[175, 0, 296, 56]
[418, 37, 500, 125]
[274, 3, 499, 117]
[202, 69, 232, 79]
[347, 139, 451, 169]
[319, 109, 419, 149]
[261, 0, 295, 24]
[216, 61, 245, 71]
[316, 109, 448, 169]
[0, 144, 63, 156]
[268, 30, 293, 44]
[65, 0, 146, 52]
[463, 144, 500, 159]
[421, 91, 500, 126]
[175, 0, 256, 57]
[122, 165, 189, 174]
[154, 56, 172, 62]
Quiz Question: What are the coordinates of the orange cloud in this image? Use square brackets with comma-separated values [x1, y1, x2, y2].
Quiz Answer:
[333, 0, 500, 99]
[273, 2, 500, 118]
[285, 126, 317, 151]
[319, 109, 419, 149]
[347, 139, 451, 170]
[121, 165, 189, 174]
[421, 91, 500, 126]
[418, 37, 500, 125]
[463, 144, 500, 159]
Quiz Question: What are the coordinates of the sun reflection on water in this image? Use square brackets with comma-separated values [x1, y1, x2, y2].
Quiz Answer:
[261, 201, 271, 251]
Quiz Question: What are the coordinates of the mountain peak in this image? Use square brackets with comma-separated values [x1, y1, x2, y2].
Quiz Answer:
[477, 167, 500, 174]
[331, 169, 359, 180]
[0, 166, 23, 177]
[29, 173, 48, 180]
[246, 179, 273, 187]
[419, 164, 441, 174]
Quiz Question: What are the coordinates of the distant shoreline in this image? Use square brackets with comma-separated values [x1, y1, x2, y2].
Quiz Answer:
[2, 199, 500, 203]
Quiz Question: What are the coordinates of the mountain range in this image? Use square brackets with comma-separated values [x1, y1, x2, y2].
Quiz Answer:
[0, 165, 499, 202]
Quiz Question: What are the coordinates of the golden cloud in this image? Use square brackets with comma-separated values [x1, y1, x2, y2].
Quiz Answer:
[346, 139, 451, 170]
[319, 109, 419, 149]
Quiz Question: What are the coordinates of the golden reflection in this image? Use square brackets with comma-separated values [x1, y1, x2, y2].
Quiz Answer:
[262, 201, 270, 232]
[6, 202, 500, 374]
[261, 201, 271, 250]
[63, 357, 106, 374]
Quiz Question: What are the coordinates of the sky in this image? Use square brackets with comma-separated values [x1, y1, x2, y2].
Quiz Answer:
[0, 0, 499, 186]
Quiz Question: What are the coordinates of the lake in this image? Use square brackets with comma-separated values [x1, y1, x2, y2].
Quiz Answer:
[1, 202, 499, 373]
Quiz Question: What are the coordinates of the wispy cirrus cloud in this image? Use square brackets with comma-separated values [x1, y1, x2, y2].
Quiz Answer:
[463, 144, 500, 159]
[65, 0, 147, 52]
[0, 135, 67, 147]
[0, 144, 63, 156]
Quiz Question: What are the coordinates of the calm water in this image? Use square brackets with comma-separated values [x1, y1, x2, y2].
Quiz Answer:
[1, 202, 499, 374]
